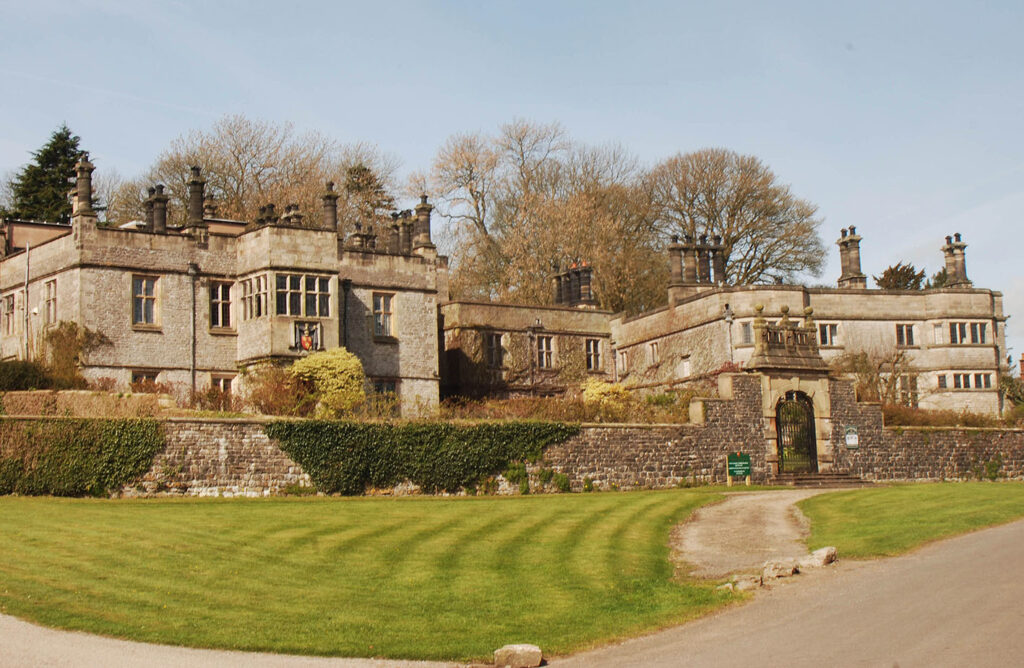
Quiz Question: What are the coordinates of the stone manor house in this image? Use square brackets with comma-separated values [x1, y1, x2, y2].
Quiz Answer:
[0, 156, 1009, 417]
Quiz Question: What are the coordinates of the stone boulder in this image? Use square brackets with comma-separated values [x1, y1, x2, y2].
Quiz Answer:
[798, 546, 838, 569]
[494, 643, 543, 668]
[762, 558, 800, 580]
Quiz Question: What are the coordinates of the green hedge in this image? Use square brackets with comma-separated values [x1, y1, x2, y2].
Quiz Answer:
[0, 418, 165, 496]
[265, 420, 580, 495]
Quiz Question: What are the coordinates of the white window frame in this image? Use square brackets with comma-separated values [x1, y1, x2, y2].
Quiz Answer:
[649, 341, 659, 364]
[373, 292, 394, 338]
[243, 275, 268, 320]
[2, 294, 15, 336]
[43, 279, 56, 326]
[485, 332, 503, 369]
[819, 323, 839, 346]
[585, 338, 601, 371]
[537, 335, 553, 369]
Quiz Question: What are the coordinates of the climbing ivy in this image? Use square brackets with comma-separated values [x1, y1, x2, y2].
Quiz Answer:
[0, 418, 164, 496]
[265, 420, 580, 495]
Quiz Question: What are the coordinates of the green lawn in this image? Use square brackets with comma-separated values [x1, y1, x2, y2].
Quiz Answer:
[0, 490, 730, 661]
[800, 482, 1024, 558]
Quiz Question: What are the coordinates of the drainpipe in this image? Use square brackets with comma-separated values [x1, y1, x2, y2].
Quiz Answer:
[23, 242, 30, 360]
[187, 263, 199, 396]
[340, 278, 352, 348]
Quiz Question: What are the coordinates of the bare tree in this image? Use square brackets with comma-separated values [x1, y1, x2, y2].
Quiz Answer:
[106, 115, 399, 231]
[649, 148, 825, 284]
[427, 120, 664, 312]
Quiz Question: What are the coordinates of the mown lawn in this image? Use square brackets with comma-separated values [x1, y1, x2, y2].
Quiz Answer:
[800, 482, 1024, 558]
[0, 490, 730, 661]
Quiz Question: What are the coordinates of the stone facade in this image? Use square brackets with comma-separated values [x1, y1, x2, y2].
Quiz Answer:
[0, 160, 445, 416]
[0, 154, 1009, 418]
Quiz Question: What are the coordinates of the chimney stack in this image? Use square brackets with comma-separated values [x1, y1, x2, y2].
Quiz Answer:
[577, 261, 597, 307]
[943, 232, 972, 287]
[413, 194, 435, 254]
[143, 187, 156, 229]
[72, 153, 95, 217]
[711, 235, 726, 285]
[682, 234, 698, 283]
[152, 185, 169, 234]
[836, 226, 867, 288]
[697, 235, 711, 283]
[400, 210, 413, 254]
[668, 235, 684, 286]
[322, 181, 339, 232]
[185, 166, 208, 243]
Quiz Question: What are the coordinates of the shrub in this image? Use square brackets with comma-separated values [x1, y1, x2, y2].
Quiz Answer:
[882, 403, 1001, 428]
[265, 420, 579, 495]
[242, 365, 316, 417]
[290, 348, 366, 418]
[581, 379, 631, 405]
[0, 360, 53, 391]
[0, 418, 164, 496]
[41, 322, 109, 389]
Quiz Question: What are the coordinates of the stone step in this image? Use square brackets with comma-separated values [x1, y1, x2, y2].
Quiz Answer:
[773, 472, 873, 488]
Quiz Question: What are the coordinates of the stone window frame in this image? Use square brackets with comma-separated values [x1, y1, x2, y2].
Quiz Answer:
[949, 321, 987, 345]
[373, 292, 395, 340]
[131, 369, 159, 384]
[973, 372, 992, 389]
[210, 374, 234, 394]
[895, 323, 915, 347]
[242, 274, 268, 320]
[618, 349, 629, 374]
[275, 273, 331, 318]
[131, 274, 160, 330]
[897, 374, 918, 407]
[739, 321, 754, 345]
[43, 279, 57, 326]
[952, 372, 971, 389]
[209, 280, 233, 331]
[648, 341, 660, 365]
[937, 374, 948, 389]
[484, 331, 504, 369]
[2, 293, 15, 336]
[537, 335, 554, 369]
[585, 338, 601, 372]
[818, 322, 839, 347]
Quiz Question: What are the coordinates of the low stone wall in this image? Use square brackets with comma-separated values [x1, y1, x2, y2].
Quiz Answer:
[1, 389, 178, 417]
[837, 427, 1024, 481]
[828, 379, 1024, 481]
[544, 375, 770, 490]
[124, 418, 312, 497]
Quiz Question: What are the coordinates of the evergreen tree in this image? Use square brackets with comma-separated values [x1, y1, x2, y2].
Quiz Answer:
[3, 124, 97, 223]
[873, 262, 926, 290]
[925, 267, 948, 289]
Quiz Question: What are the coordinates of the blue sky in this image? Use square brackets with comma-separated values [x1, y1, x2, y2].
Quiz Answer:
[2, 0, 1022, 357]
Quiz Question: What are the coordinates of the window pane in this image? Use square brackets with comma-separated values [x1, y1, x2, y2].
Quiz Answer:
[319, 294, 329, 316]
[143, 300, 154, 323]
[306, 276, 316, 291]
[133, 299, 143, 323]
[290, 275, 300, 290]
[290, 292, 300, 315]
[305, 293, 316, 315]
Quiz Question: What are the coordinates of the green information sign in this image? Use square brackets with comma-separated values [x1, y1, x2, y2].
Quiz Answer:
[727, 453, 751, 477]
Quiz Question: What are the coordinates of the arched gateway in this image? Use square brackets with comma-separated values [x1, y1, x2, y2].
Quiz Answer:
[776, 390, 818, 473]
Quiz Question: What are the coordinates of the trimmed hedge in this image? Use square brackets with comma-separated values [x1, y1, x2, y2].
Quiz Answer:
[265, 420, 580, 495]
[0, 418, 164, 496]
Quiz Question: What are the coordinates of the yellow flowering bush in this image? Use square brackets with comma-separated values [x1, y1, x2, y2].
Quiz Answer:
[290, 347, 366, 418]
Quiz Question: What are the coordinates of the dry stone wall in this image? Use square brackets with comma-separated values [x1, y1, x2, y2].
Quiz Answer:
[124, 418, 311, 497]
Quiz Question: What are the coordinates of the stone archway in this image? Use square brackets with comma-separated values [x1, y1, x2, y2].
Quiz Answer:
[775, 390, 818, 473]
